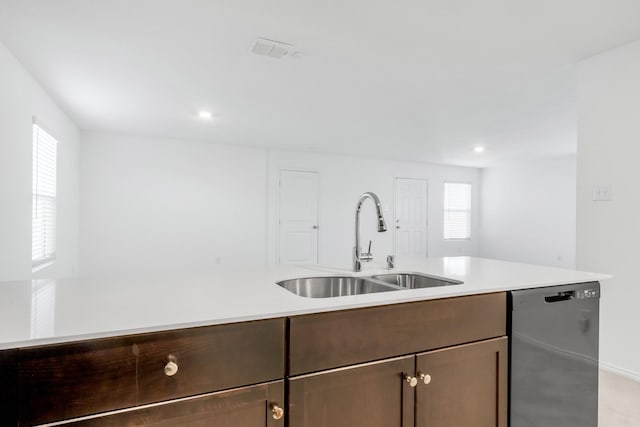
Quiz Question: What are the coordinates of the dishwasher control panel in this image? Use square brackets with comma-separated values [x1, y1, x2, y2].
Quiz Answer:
[576, 288, 600, 299]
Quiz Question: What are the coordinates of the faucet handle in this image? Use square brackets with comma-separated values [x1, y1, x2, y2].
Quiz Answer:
[360, 240, 373, 262]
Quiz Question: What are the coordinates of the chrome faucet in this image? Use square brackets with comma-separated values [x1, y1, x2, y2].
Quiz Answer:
[353, 192, 387, 272]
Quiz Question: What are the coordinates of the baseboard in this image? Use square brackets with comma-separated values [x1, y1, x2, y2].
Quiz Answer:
[600, 361, 640, 383]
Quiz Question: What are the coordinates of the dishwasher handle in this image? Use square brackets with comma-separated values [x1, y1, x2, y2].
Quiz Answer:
[544, 291, 574, 303]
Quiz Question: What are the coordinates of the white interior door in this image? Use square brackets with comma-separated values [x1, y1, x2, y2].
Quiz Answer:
[278, 170, 319, 264]
[394, 178, 428, 259]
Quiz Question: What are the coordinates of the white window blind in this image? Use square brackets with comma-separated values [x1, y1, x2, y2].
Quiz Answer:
[32, 123, 57, 268]
[444, 182, 471, 240]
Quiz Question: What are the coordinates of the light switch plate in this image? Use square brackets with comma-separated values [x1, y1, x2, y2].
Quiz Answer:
[592, 185, 612, 202]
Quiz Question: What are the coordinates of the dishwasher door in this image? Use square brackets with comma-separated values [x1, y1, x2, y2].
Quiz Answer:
[510, 282, 600, 427]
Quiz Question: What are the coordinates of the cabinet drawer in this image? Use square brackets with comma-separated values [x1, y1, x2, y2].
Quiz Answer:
[19, 318, 285, 425]
[135, 318, 285, 405]
[64, 381, 285, 427]
[289, 292, 506, 375]
[20, 337, 139, 425]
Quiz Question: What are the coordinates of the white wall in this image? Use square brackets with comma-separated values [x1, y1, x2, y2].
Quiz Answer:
[479, 155, 577, 268]
[79, 133, 267, 275]
[79, 138, 480, 275]
[577, 39, 640, 380]
[0, 42, 79, 281]
[266, 149, 481, 267]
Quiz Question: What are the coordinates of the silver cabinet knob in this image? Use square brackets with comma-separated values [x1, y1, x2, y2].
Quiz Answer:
[164, 361, 179, 377]
[271, 404, 284, 420]
[396, 225, 400, 229]
[312, 225, 318, 229]
[418, 372, 432, 385]
[405, 374, 418, 387]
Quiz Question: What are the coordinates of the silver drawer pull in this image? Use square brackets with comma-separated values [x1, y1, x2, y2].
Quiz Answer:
[271, 404, 284, 420]
[418, 372, 432, 385]
[164, 361, 179, 377]
[405, 374, 418, 387]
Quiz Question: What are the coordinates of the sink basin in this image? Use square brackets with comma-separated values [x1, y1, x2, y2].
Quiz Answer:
[276, 276, 398, 298]
[370, 273, 463, 289]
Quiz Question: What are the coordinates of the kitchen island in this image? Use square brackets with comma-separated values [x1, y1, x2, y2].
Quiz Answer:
[0, 257, 609, 426]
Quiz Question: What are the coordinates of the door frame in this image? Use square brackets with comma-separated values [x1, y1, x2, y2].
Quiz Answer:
[276, 168, 320, 265]
[393, 176, 429, 259]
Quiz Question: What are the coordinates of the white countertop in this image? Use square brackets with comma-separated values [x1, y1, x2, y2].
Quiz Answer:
[0, 257, 609, 350]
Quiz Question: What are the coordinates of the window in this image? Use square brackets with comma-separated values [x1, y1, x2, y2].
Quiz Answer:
[443, 182, 471, 240]
[32, 123, 57, 268]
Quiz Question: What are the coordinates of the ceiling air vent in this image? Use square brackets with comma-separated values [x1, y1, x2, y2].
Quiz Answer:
[250, 38, 293, 60]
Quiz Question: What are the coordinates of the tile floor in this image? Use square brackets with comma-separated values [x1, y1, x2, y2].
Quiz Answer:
[599, 370, 640, 426]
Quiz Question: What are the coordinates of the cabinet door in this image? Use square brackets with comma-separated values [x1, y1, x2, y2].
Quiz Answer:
[65, 381, 284, 426]
[0, 349, 18, 426]
[416, 337, 508, 427]
[288, 355, 415, 427]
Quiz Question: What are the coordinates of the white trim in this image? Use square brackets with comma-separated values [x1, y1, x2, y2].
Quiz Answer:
[600, 361, 640, 383]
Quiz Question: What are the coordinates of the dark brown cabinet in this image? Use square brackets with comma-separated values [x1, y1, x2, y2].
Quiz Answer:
[0, 349, 18, 426]
[19, 336, 139, 425]
[287, 294, 508, 427]
[6, 291, 509, 426]
[18, 318, 285, 426]
[289, 356, 415, 427]
[288, 337, 508, 427]
[289, 292, 506, 375]
[416, 337, 508, 427]
[134, 319, 285, 406]
[65, 380, 285, 427]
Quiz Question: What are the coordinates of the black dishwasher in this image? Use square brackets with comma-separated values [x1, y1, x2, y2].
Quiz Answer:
[510, 282, 600, 427]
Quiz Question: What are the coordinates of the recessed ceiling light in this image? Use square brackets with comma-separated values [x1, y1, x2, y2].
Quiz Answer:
[198, 111, 212, 120]
[473, 146, 485, 153]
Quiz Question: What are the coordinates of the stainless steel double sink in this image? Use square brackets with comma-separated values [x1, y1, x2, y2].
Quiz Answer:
[276, 273, 463, 298]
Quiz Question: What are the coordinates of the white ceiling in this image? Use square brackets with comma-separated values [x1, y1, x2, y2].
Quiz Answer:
[1, 0, 640, 167]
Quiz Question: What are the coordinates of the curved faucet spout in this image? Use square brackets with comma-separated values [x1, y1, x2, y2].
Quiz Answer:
[354, 192, 387, 272]
[356, 192, 387, 232]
